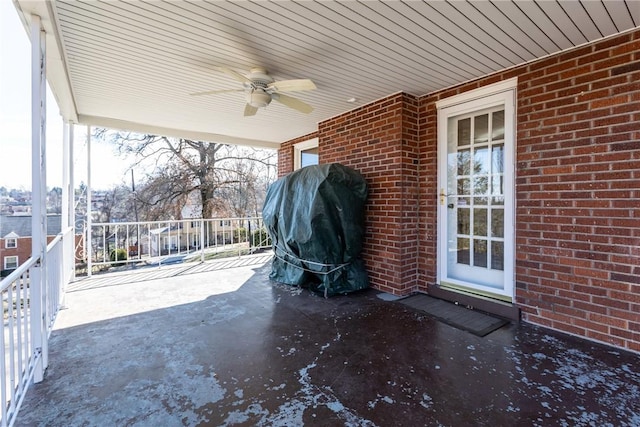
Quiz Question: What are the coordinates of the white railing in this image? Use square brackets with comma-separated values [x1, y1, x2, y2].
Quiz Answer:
[44, 227, 74, 332]
[88, 217, 271, 269]
[0, 226, 74, 427]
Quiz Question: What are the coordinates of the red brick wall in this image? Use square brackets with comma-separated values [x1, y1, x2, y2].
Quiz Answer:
[0, 237, 33, 270]
[399, 95, 421, 288]
[415, 100, 437, 292]
[319, 93, 421, 294]
[278, 29, 640, 352]
[0, 235, 85, 271]
[513, 31, 640, 352]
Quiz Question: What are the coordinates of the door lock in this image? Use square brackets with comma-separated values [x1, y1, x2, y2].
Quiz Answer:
[439, 188, 450, 206]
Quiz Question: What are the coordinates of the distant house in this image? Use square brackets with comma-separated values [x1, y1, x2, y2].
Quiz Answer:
[181, 191, 202, 220]
[147, 221, 232, 257]
[0, 215, 82, 276]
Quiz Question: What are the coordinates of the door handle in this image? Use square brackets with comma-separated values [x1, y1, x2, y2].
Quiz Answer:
[439, 188, 450, 205]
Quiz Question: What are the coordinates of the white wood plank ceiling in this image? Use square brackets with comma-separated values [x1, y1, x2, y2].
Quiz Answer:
[14, 0, 640, 148]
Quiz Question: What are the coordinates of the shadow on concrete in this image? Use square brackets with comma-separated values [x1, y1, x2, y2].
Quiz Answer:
[67, 253, 274, 293]
[16, 261, 640, 426]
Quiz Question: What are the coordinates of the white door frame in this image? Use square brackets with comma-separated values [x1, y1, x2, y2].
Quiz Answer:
[436, 78, 517, 301]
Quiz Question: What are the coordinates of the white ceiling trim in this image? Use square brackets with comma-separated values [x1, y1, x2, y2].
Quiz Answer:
[435, 78, 518, 110]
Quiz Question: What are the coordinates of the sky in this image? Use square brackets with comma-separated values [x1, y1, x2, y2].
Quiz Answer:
[1, 2, 131, 191]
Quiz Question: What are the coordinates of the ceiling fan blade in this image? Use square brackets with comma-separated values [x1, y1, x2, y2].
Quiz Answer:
[244, 104, 258, 117]
[268, 79, 316, 92]
[189, 89, 244, 96]
[272, 93, 314, 114]
[216, 66, 253, 84]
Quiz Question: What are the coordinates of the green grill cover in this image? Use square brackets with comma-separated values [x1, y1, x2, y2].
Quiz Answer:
[263, 163, 369, 296]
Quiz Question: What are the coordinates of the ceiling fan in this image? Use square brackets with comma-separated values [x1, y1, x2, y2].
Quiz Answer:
[190, 66, 317, 117]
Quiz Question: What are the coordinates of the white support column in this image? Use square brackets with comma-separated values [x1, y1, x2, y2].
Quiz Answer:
[200, 218, 205, 263]
[62, 122, 70, 229]
[30, 17, 47, 260]
[68, 124, 75, 281]
[86, 126, 92, 277]
[62, 121, 75, 285]
[30, 14, 47, 384]
[68, 125, 75, 227]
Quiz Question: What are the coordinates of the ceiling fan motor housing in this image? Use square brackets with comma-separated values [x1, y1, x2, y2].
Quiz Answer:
[247, 89, 272, 108]
[248, 67, 274, 85]
[245, 67, 274, 108]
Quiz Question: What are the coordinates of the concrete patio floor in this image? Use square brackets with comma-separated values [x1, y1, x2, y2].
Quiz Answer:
[17, 254, 640, 426]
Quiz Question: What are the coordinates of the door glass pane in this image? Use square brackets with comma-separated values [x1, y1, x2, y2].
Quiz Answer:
[458, 118, 471, 146]
[474, 196, 488, 205]
[474, 239, 487, 267]
[474, 147, 489, 174]
[457, 238, 470, 265]
[492, 176, 504, 205]
[457, 149, 471, 175]
[491, 209, 504, 237]
[492, 144, 504, 173]
[473, 208, 487, 236]
[458, 178, 470, 195]
[458, 208, 470, 234]
[473, 175, 488, 193]
[491, 242, 504, 271]
[474, 114, 489, 143]
[492, 110, 505, 140]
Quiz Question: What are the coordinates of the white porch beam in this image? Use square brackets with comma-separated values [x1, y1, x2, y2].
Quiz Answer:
[78, 115, 281, 150]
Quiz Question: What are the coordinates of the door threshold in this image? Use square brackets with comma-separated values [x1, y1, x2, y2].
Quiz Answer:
[428, 284, 520, 322]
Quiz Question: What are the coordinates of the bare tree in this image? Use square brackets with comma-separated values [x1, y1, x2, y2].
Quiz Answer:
[94, 185, 133, 223]
[94, 130, 276, 221]
[47, 187, 63, 214]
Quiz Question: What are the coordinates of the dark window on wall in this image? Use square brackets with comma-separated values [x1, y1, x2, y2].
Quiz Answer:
[4, 256, 18, 270]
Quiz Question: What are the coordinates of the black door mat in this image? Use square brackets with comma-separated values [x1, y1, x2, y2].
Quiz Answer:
[397, 294, 509, 337]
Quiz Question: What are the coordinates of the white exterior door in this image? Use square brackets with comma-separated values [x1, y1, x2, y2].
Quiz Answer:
[437, 81, 516, 301]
